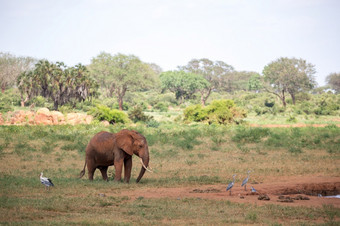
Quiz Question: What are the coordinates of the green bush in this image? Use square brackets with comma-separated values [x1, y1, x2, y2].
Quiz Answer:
[31, 96, 46, 107]
[88, 105, 129, 124]
[264, 99, 275, 108]
[58, 105, 73, 113]
[184, 100, 246, 125]
[154, 102, 168, 112]
[113, 102, 129, 111]
[183, 104, 208, 122]
[146, 119, 160, 128]
[128, 106, 153, 122]
[0, 102, 13, 113]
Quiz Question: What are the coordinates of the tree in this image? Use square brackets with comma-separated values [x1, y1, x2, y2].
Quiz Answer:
[326, 72, 340, 93]
[179, 58, 234, 105]
[224, 71, 259, 92]
[248, 73, 263, 92]
[159, 70, 210, 103]
[88, 52, 157, 110]
[262, 57, 316, 107]
[17, 60, 98, 109]
[0, 52, 36, 93]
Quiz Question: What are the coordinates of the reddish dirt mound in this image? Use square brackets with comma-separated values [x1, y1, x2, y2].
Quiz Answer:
[111, 177, 340, 208]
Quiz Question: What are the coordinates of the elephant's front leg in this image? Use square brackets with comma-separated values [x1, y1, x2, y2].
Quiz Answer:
[113, 159, 124, 182]
[124, 157, 132, 183]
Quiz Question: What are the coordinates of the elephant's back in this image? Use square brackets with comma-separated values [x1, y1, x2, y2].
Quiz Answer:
[87, 131, 115, 153]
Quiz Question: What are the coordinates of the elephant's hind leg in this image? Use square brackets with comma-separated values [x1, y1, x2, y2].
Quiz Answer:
[87, 161, 96, 181]
[98, 166, 109, 181]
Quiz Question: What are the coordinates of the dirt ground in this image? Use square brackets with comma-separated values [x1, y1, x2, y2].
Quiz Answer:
[250, 124, 340, 128]
[112, 177, 340, 208]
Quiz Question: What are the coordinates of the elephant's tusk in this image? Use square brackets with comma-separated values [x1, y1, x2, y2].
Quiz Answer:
[140, 159, 153, 173]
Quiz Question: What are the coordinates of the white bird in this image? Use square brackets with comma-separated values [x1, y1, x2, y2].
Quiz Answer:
[226, 174, 236, 196]
[40, 172, 54, 190]
[251, 186, 257, 193]
[241, 170, 251, 191]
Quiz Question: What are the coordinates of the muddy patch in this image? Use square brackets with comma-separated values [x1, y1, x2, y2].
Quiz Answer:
[190, 188, 221, 193]
[276, 182, 340, 196]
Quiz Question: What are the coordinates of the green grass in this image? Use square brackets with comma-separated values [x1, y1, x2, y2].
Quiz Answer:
[0, 123, 339, 225]
[244, 112, 340, 126]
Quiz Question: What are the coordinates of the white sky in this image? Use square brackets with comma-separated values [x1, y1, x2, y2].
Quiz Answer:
[1, 0, 339, 86]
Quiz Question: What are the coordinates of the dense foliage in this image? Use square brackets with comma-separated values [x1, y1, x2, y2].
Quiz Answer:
[17, 60, 98, 109]
[263, 57, 316, 107]
[160, 70, 209, 102]
[0, 52, 36, 93]
[326, 72, 340, 94]
[184, 99, 246, 125]
[0, 52, 339, 120]
[179, 58, 234, 105]
[88, 52, 158, 110]
[88, 105, 130, 124]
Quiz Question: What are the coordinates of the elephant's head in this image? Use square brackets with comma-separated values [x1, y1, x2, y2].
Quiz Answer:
[116, 129, 151, 183]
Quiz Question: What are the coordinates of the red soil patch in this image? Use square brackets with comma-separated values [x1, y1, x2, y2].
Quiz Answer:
[250, 124, 340, 128]
[111, 177, 340, 208]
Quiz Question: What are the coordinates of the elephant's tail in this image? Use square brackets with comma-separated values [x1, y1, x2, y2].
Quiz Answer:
[79, 159, 87, 178]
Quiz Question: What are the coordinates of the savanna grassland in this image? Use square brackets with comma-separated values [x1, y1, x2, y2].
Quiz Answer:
[0, 120, 339, 225]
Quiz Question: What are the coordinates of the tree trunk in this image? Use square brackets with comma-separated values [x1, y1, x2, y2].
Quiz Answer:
[281, 89, 287, 107]
[1, 83, 6, 93]
[290, 92, 296, 105]
[53, 100, 59, 110]
[116, 86, 127, 111]
[20, 95, 29, 107]
[118, 97, 123, 111]
[200, 88, 212, 106]
[200, 94, 205, 106]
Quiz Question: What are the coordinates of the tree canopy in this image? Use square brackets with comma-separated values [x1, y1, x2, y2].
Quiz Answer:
[17, 60, 98, 109]
[326, 72, 340, 94]
[160, 70, 209, 103]
[0, 52, 36, 93]
[262, 57, 316, 107]
[88, 52, 158, 110]
[179, 58, 234, 105]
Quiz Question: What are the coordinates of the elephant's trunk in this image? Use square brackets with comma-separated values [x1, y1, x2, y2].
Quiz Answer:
[136, 153, 149, 183]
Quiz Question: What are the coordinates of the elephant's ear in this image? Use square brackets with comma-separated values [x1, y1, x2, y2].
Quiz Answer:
[116, 132, 134, 156]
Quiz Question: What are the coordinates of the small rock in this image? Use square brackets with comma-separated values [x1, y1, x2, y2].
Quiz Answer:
[98, 193, 106, 197]
[293, 195, 310, 200]
[258, 194, 270, 201]
[240, 196, 245, 199]
[278, 195, 286, 199]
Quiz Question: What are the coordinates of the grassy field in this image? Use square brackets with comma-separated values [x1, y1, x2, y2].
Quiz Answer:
[0, 122, 339, 225]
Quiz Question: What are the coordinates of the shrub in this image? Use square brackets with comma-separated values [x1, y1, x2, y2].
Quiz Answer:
[31, 96, 47, 107]
[183, 104, 207, 122]
[154, 102, 168, 112]
[232, 127, 270, 143]
[88, 105, 129, 124]
[128, 106, 153, 122]
[0, 102, 13, 113]
[146, 119, 160, 128]
[113, 102, 129, 111]
[58, 105, 73, 113]
[206, 100, 235, 125]
[184, 100, 246, 125]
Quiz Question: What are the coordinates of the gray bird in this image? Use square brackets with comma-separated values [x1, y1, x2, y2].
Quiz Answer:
[251, 186, 257, 193]
[40, 172, 54, 190]
[226, 174, 236, 196]
[241, 170, 251, 191]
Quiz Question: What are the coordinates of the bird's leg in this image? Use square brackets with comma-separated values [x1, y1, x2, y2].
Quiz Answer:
[244, 184, 247, 191]
[229, 190, 232, 196]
